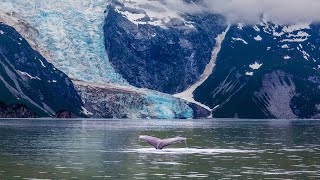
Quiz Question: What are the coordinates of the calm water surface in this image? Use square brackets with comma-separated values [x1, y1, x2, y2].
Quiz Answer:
[0, 119, 319, 179]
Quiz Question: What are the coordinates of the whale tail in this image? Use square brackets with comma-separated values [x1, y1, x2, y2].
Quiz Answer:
[139, 135, 187, 150]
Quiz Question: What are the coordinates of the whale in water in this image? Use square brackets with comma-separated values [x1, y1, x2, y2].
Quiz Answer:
[139, 135, 187, 150]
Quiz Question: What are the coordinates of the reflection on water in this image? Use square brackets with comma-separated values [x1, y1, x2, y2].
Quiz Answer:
[0, 119, 319, 179]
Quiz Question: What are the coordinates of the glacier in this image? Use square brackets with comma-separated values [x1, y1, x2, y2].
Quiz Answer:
[74, 80, 195, 119]
[0, 0, 127, 84]
[0, 0, 211, 119]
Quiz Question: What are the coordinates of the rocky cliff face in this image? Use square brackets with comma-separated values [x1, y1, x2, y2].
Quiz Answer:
[0, 103, 37, 118]
[0, 23, 84, 117]
[104, 1, 226, 94]
[194, 22, 320, 118]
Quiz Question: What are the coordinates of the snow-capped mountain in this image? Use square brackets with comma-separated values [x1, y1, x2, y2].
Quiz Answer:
[105, 0, 226, 93]
[194, 21, 320, 118]
[0, 0, 319, 119]
[0, 0, 209, 119]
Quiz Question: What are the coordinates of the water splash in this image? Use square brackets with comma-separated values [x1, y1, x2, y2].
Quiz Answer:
[123, 148, 263, 155]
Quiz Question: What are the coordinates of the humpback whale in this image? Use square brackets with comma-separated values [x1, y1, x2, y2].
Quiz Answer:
[139, 135, 187, 150]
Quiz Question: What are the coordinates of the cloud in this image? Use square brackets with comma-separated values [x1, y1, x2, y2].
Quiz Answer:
[204, 0, 320, 24]
[162, 0, 320, 24]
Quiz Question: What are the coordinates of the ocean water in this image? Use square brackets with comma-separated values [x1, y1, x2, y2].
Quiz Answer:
[0, 119, 319, 179]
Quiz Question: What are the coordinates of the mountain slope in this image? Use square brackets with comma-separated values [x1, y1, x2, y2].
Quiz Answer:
[1, 0, 320, 119]
[194, 22, 320, 119]
[104, 0, 227, 94]
[0, 0, 211, 119]
[0, 0, 127, 84]
[0, 23, 84, 117]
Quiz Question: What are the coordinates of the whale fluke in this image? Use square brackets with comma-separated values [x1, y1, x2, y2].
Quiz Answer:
[139, 135, 187, 150]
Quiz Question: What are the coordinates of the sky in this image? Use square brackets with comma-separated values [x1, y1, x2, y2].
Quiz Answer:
[165, 0, 320, 24]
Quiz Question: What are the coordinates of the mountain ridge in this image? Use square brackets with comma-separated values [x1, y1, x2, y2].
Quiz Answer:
[0, 0, 319, 119]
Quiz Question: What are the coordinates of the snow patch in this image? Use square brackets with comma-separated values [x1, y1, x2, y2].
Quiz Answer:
[38, 59, 46, 68]
[115, 0, 194, 29]
[254, 35, 262, 41]
[232, 37, 248, 44]
[297, 46, 310, 60]
[281, 38, 308, 42]
[245, 71, 254, 76]
[284, 55, 291, 60]
[17, 70, 41, 80]
[261, 22, 311, 42]
[237, 23, 245, 30]
[115, 9, 145, 25]
[253, 25, 260, 32]
[282, 24, 311, 33]
[249, 62, 263, 70]
[288, 31, 310, 38]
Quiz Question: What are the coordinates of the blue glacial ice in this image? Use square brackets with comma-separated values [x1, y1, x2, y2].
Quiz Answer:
[144, 91, 194, 119]
[0, 0, 127, 84]
[0, 0, 195, 118]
